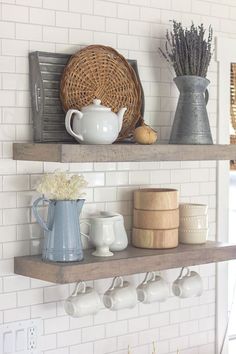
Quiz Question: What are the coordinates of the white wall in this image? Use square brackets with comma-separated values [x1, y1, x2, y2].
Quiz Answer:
[0, 0, 234, 353]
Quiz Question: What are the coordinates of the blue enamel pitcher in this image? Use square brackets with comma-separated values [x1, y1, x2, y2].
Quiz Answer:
[33, 198, 85, 262]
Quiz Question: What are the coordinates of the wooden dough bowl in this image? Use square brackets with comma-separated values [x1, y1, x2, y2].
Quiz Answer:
[132, 228, 179, 249]
[133, 208, 179, 230]
[134, 188, 179, 211]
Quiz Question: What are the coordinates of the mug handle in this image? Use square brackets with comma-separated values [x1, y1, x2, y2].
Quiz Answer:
[65, 109, 84, 142]
[109, 276, 123, 290]
[178, 267, 190, 279]
[32, 197, 52, 232]
[142, 271, 156, 284]
[71, 281, 86, 296]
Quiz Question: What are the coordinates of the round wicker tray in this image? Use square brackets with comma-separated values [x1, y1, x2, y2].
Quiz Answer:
[60, 45, 142, 141]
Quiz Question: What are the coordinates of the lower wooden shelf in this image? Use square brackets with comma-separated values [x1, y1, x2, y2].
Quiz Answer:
[14, 241, 236, 284]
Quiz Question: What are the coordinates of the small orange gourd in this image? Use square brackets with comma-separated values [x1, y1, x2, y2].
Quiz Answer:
[134, 124, 157, 144]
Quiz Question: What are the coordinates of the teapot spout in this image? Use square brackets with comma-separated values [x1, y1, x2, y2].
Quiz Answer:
[117, 107, 127, 132]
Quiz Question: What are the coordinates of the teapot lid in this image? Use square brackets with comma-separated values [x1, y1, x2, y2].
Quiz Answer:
[81, 99, 111, 112]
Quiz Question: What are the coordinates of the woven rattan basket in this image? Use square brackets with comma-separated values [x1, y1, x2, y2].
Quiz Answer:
[60, 45, 142, 141]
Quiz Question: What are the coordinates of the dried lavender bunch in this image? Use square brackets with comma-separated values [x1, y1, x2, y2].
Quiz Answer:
[159, 21, 213, 77]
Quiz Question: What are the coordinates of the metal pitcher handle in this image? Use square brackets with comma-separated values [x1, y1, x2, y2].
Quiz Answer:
[80, 219, 91, 240]
[32, 197, 52, 232]
[205, 89, 209, 105]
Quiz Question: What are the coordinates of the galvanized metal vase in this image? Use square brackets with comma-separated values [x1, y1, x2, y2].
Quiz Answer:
[169, 75, 213, 144]
[33, 198, 84, 262]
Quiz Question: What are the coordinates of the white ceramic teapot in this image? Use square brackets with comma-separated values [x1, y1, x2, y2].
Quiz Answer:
[65, 99, 127, 144]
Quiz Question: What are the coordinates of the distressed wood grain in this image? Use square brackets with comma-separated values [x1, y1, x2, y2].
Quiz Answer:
[14, 242, 236, 284]
[13, 143, 236, 163]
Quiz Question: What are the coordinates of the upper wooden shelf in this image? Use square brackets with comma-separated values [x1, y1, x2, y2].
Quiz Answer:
[13, 143, 236, 163]
[14, 242, 236, 284]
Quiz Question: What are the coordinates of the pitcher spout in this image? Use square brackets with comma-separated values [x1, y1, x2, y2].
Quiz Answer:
[77, 199, 85, 214]
[117, 107, 127, 132]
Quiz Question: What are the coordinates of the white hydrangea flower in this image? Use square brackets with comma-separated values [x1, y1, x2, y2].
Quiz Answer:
[36, 171, 88, 200]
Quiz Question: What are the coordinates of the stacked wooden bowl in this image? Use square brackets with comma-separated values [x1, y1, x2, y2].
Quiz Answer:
[132, 188, 179, 249]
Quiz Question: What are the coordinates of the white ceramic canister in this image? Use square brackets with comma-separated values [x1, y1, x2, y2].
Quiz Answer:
[179, 203, 208, 217]
[179, 215, 208, 230]
[179, 228, 208, 244]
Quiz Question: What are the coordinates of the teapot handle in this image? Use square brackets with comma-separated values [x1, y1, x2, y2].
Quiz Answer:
[32, 197, 52, 232]
[65, 109, 84, 142]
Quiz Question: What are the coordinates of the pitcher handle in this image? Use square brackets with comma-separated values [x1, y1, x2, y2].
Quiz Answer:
[205, 89, 209, 105]
[80, 218, 91, 240]
[32, 197, 52, 232]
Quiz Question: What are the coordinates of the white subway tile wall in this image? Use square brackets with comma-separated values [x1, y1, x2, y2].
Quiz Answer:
[0, 0, 232, 352]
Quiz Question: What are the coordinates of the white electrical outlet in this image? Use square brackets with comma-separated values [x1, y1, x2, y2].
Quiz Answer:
[0, 319, 41, 354]
[28, 327, 37, 351]
[28, 339, 37, 350]
[28, 327, 37, 337]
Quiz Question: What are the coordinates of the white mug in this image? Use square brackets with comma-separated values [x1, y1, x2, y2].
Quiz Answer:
[137, 272, 169, 303]
[64, 281, 101, 317]
[103, 276, 138, 311]
[172, 267, 203, 298]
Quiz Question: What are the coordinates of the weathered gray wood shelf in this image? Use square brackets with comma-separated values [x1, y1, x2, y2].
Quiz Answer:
[13, 143, 236, 163]
[14, 242, 236, 284]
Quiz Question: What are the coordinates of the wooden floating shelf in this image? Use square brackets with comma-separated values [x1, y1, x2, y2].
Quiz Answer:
[14, 242, 236, 284]
[13, 143, 236, 163]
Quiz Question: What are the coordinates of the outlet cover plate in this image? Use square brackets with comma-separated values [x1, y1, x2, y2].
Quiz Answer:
[0, 319, 41, 354]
